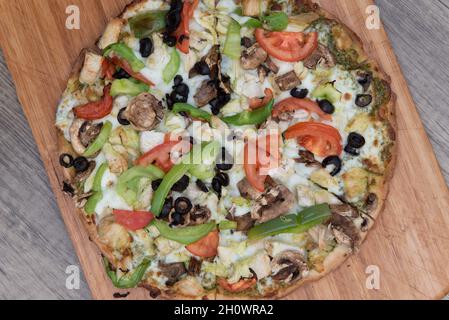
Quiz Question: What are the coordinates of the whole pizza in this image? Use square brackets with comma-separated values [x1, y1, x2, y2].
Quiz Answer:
[56, 0, 396, 299]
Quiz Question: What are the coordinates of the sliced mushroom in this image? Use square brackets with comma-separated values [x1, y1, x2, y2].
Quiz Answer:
[97, 215, 132, 254]
[241, 43, 268, 70]
[189, 205, 211, 226]
[275, 71, 301, 91]
[264, 57, 279, 74]
[189, 45, 220, 79]
[271, 250, 308, 283]
[160, 262, 187, 286]
[235, 213, 255, 232]
[194, 80, 218, 107]
[303, 44, 336, 69]
[187, 257, 202, 276]
[123, 93, 164, 131]
[330, 203, 359, 218]
[295, 150, 321, 167]
[70, 119, 93, 155]
[330, 213, 361, 249]
[251, 183, 295, 223]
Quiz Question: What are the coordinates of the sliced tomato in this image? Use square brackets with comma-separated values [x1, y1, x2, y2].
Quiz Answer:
[217, 278, 257, 293]
[255, 28, 318, 62]
[73, 85, 113, 120]
[113, 209, 154, 231]
[244, 142, 267, 192]
[136, 141, 191, 172]
[110, 56, 154, 86]
[273, 98, 332, 121]
[101, 59, 115, 80]
[284, 122, 342, 157]
[186, 230, 219, 258]
[249, 88, 274, 109]
[256, 134, 280, 175]
[173, 0, 199, 54]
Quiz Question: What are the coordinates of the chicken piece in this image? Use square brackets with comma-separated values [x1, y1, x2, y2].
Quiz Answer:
[97, 215, 132, 254]
[98, 18, 124, 50]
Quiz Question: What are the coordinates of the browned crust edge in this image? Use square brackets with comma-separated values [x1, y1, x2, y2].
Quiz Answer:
[56, 0, 397, 300]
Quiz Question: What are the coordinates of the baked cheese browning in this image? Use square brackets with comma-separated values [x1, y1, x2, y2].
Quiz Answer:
[55, 0, 396, 299]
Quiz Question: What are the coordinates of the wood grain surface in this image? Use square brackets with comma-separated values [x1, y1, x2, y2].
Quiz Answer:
[0, 0, 448, 300]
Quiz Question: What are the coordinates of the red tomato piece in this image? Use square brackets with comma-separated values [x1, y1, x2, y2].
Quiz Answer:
[284, 122, 342, 157]
[255, 28, 318, 62]
[113, 209, 154, 231]
[273, 98, 332, 121]
[73, 85, 113, 120]
[135, 141, 191, 173]
[110, 56, 154, 86]
[217, 278, 257, 293]
[186, 230, 219, 258]
[249, 88, 274, 109]
[174, 0, 199, 54]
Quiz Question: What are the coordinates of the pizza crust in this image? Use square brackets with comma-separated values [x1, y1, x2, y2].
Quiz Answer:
[56, 0, 397, 300]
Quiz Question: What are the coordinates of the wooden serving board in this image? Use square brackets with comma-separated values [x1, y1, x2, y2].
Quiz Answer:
[1, 0, 448, 300]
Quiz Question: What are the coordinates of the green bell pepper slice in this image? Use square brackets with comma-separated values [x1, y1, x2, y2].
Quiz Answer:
[104, 257, 151, 289]
[84, 192, 103, 215]
[93, 163, 108, 192]
[248, 204, 331, 240]
[83, 121, 113, 158]
[129, 10, 168, 39]
[172, 103, 212, 122]
[221, 99, 274, 126]
[223, 19, 241, 60]
[117, 165, 165, 206]
[104, 43, 145, 73]
[218, 220, 237, 230]
[150, 163, 190, 216]
[152, 220, 216, 245]
[163, 48, 181, 84]
[110, 79, 149, 97]
[187, 141, 221, 180]
[282, 203, 332, 234]
[262, 12, 289, 31]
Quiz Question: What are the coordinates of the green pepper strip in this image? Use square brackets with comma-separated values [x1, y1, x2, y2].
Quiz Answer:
[117, 165, 165, 206]
[248, 204, 331, 240]
[262, 12, 289, 31]
[129, 10, 168, 39]
[163, 49, 181, 84]
[223, 19, 241, 60]
[83, 121, 112, 158]
[104, 43, 145, 73]
[218, 220, 237, 231]
[104, 257, 151, 289]
[153, 220, 216, 245]
[93, 163, 108, 192]
[150, 163, 190, 216]
[84, 163, 109, 215]
[187, 141, 221, 180]
[221, 99, 274, 126]
[172, 103, 212, 121]
[110, 79, 149, 97]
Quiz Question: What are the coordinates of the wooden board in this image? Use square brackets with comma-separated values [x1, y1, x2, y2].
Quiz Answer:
[0, 0, 448, 300]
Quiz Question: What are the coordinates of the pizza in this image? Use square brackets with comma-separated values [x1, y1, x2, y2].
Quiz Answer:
[56, 0, 396, 299]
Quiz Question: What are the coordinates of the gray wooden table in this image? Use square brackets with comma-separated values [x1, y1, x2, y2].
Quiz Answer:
[0, 0, 448, 300]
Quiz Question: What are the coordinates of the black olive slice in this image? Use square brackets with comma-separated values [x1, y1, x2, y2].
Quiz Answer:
[344, 145, 360, 156]
[322, 156, 342, 176]
[59, 153, 74, 168]
[212, 177, 222, 196]
[151, 179, 163, 191]
[318, 99, 335, 114]
[174, 197, 193, 215]
[117, 107, 130, 126]
[355, 94, 373, 108]
[347, 132, 366, 148]
[139, 37, 154, 58]
[113, 68, 130, 79]
[172, 175, 190, 192]
[160, 197, 174, 219]
[194, 61, 211, 76]
[73, 157, 89, 173]
[290, 88, 308, 99]
[215, 172, 230, 187]
[196, 179, 209, 193]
